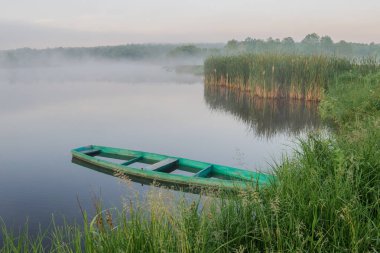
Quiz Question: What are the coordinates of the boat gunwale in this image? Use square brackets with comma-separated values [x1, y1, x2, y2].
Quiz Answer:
[71, 145, 273, 189]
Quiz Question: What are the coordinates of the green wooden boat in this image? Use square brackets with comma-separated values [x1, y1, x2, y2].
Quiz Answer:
[71, 145, 273, 191]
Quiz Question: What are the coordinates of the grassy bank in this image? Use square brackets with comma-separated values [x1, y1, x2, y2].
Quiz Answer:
[204, 54, 378, 101]
[1, 66, 380, 252]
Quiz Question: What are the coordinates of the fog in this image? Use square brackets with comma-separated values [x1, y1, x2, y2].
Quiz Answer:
[0, 60, 202, 84]
[0, 51, 204, 118]
[0, 40, 207, 86]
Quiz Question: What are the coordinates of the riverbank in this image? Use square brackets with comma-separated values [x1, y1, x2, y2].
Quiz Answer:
[204, 54, 378, 101]
[1, 61, 379, 253]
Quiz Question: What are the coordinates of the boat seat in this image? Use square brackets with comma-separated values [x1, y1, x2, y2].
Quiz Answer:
[193, 165, 212, 178]
[147, 158, 178, 172]
[121, 156, 143, 166]
[81, 149, 101, 156]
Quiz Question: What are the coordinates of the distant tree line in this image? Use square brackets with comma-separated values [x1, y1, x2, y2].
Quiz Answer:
[0, 33, 378, 67]
[224, 33, 380, 59]
[0, 43, 223, 67]
[167, 45, 220, 58]
[0, 44, 178, 67]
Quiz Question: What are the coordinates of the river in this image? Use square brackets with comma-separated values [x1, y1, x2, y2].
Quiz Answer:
[0, 61, 320, 237]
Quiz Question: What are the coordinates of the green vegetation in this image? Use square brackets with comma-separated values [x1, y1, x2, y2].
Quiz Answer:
[168, 45, 203, 58]
[0, 43, 222, 67]
[0, 44, 176, 67]
[167, 45, 221, 60]
[205, 54, 354, 100]
[1, 33, 377, 68]
[225, 33, 380, 58]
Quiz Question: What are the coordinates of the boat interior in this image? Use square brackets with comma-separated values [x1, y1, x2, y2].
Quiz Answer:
[80, 148, 239, 180]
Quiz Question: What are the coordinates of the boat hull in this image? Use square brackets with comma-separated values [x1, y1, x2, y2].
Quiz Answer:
[71, 145, 273, 191]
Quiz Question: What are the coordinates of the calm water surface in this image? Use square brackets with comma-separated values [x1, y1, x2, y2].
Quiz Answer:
[0, 62, 320, 237]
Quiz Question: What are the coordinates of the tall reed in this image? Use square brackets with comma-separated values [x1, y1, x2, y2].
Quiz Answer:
[204, 54, 353, 101]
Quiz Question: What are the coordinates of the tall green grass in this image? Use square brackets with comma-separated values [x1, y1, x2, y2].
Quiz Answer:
[205, 54, 354, 100]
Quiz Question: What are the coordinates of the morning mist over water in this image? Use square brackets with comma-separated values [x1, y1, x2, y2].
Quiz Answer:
[0, 0, 379, 251]
[0, 50, 319, 235]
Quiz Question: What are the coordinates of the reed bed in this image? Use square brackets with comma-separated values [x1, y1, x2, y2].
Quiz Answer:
[204, 54, 353, 101]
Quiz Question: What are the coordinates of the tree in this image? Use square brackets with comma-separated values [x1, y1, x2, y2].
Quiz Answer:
[320, 35, 335, 55]
[302, 33, 320, 44]
[301, 33, 321, 54]
[168, 45, 202, 57]
[226, 39, 239, 50]
[335, 40, 353, 57]
[280, 37, 296, 53]
[282, 37, 295, 44]
[244, 37, 254, 43]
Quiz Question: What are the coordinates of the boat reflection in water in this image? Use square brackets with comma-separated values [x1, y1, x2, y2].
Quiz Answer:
[72, 157, 127, 179]
[71, 157, 263, 194]
[204, 86, 321, 139]
[72, 157, 195, 193]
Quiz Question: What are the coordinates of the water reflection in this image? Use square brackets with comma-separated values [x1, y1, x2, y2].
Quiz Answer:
[72, 158, 213, 194]
[0, 62, 321, 239]
[204, 86, 320, 138]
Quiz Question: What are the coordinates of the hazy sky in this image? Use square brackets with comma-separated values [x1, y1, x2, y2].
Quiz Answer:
[1, 0, 379, 49]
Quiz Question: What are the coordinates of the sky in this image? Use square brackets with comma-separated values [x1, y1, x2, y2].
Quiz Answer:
[0, 0, 379, 49]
